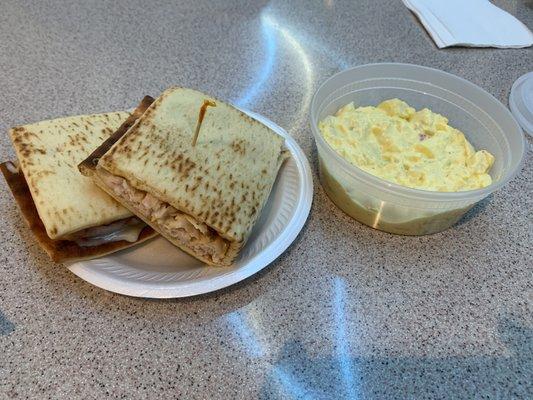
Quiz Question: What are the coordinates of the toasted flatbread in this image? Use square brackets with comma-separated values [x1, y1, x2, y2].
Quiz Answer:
[1, 162, 156, 263]
[79, 96, 155, 177]
[9, 111, 134, 239]
[81, 88, 288, 266]
[78, 96, 155, 177]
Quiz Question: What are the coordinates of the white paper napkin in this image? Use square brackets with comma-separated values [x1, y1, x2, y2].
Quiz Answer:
[403, 0, 533, 48]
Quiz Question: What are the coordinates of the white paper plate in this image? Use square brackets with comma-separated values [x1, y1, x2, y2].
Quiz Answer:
[67, 109, 313, 298]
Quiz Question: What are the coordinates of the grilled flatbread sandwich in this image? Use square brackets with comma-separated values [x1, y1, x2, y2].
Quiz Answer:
[1, 101, 157, 262]
[80, 87, 288, 266]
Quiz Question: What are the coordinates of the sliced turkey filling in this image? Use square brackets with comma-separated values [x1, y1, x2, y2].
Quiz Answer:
[63, 217, 146, 247]
[100, 171, 229, 263]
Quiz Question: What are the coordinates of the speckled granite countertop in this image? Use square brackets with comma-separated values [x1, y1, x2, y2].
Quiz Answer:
[0, 0, 531, 398]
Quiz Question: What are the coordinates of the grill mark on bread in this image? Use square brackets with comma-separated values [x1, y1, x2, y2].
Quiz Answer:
[86, 87, 287, 263]
[9, 110, 136, 239]
[231, 139, 246, 155]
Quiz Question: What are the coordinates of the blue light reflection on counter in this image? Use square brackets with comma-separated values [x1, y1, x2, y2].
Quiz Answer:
[225, 309, 320, 398]
[263, 12, 314, 133]
[234, 10, 315, 128]
[233, 16, 276, 108]
[234, 7, 349, 110]
[333, 276, 359, 398]
[225, 278, 360, 399]
[226, 311, 265, 358]
[273, 366, 316, 399]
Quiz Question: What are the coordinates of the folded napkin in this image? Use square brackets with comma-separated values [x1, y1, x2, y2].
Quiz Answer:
[403, 0, 533, 48]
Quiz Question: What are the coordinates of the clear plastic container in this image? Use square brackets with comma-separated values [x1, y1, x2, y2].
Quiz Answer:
[310, 63, 526, 235]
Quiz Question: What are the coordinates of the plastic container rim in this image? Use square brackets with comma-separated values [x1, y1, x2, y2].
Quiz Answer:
[310, 62, 526, 203]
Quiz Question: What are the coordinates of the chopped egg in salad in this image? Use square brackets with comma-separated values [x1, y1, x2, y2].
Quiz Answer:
[319, 99, 495, 192]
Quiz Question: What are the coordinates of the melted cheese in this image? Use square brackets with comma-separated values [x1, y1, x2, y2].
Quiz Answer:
[64, 217, 145, 247]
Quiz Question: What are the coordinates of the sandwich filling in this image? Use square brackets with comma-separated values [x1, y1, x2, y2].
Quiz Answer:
[4, 161, 146, 248]
[63, 217, 145, 247]
[99, 170, 229, 263]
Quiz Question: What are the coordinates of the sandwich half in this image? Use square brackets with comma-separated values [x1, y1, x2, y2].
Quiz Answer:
[1, 100, 157, 262]
[80, 87, 289, 266]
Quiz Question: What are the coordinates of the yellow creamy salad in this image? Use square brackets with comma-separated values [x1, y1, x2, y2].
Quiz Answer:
[319, 99, 495, 191]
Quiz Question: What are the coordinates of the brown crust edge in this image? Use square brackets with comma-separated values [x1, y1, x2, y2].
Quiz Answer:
[0, 162, 157, 263]
[78, 95, 155, 177]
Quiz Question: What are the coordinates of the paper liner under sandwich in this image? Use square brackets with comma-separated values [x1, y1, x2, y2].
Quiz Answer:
[79, 88, 289, 267]
[0, 162, 156, 263]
